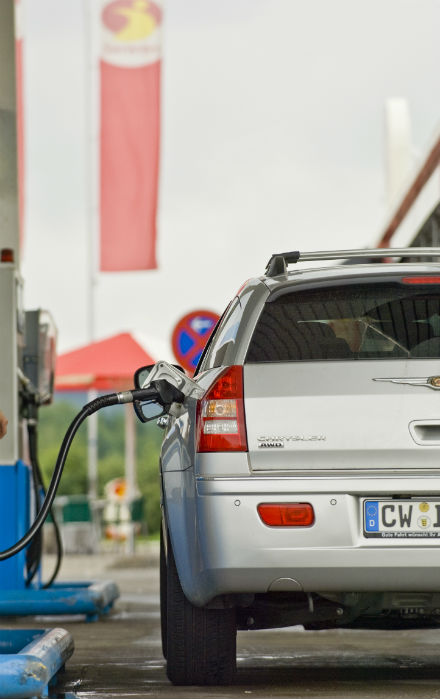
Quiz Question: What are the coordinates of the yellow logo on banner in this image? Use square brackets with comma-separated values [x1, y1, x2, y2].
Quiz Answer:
[101, 0, 162, 67]
[115, 1, 157, 41]
[103, 0, 161, 43]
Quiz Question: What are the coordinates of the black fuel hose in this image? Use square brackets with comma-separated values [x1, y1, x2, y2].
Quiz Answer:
[0, 386, 159, 561]
[26, 420, 44, 584]
[26, 418, 64, 588]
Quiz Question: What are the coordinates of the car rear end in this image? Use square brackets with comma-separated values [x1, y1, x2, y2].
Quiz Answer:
[192, 265, 440, 608]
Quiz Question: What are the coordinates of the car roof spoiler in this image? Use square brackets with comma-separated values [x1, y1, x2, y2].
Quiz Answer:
[264, 247, 440, 278]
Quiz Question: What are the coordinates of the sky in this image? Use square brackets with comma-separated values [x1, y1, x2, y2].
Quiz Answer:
[20, 0, 440, 357]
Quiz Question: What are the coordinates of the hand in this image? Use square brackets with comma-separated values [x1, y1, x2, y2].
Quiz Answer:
[0, 411, 8, 439]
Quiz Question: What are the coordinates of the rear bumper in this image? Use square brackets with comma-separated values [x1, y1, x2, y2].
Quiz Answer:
[191, 475, 440, 603]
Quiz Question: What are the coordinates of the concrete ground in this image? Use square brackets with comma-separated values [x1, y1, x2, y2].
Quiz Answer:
[3, 545, 440, 698]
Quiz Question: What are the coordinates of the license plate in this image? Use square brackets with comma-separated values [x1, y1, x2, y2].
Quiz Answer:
[363, 499, 440, 538]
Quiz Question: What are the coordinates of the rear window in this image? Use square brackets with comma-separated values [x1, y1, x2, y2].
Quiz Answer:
[246, 281, 440, 362]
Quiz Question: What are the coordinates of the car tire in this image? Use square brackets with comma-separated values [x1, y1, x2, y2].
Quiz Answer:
[165, 531, 237, 686]
[159, 524, 167, 659]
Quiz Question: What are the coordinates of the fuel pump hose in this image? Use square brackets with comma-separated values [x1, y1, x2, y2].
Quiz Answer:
[0, 386, 159, 561]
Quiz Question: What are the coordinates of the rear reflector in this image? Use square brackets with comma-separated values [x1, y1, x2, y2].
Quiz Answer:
[258, 503, 315, 527]
[402, 276, 440, 284]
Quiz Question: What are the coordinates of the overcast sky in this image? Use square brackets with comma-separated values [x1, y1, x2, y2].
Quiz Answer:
[20, 0, 440, 356]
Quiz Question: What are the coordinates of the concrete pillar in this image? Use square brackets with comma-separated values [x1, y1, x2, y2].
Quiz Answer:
[0, 1, 21, 465]
[0, 0, 19, 260]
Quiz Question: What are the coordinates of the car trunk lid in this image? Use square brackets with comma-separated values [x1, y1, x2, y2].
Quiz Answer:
[244, 360, 440, 471]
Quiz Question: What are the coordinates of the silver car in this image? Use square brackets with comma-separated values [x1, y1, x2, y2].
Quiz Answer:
[135, 247, 440, 686]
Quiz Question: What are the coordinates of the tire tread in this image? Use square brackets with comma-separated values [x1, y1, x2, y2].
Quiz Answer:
[165, 535, 236, 685]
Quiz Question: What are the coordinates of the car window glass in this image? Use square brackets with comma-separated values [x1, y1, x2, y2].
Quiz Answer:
[246, 281, 440, 362]
[200, 298, 242, 370]
[193, 310, 226, 376]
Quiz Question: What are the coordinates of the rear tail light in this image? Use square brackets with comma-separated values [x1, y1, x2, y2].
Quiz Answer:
[402, 276, 440, 284]
[258, 503, 315, 527]
[197, 365, 248, 452]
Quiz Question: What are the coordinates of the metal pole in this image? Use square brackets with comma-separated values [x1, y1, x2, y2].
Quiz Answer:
[124, 404, 137, 554]
[84, 0, 100, 526]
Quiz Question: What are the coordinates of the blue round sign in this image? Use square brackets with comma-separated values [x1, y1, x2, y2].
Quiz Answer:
[171, 310, 219, 372]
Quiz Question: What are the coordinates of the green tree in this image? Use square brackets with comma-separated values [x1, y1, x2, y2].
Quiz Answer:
[38, 400, 88, 495]
[37, 398, 163, 534]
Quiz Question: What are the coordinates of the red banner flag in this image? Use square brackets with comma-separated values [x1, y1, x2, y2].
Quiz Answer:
[99, 0, 161, 271]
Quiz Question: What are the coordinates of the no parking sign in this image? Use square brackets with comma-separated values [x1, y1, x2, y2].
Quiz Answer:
[171, 310, 220, 373]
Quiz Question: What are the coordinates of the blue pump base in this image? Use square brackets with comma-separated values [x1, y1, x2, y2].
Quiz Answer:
[0, 580, 119, 622]
[0, 627, 74, 698]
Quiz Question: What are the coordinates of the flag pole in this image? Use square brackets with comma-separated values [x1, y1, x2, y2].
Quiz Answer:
[84, 0, 100, 505]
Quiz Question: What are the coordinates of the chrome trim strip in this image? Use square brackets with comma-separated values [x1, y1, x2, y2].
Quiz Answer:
[197, 470, 440, 482]
[373, 376, 440, 390]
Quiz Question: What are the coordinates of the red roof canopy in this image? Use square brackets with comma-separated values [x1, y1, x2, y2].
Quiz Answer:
[55, 332, 155, 391]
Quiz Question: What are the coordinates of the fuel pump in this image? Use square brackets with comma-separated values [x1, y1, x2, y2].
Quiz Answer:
[0, 251, 60, 587]
[21, 309, 61, 587]
[0, 251, 31, 588]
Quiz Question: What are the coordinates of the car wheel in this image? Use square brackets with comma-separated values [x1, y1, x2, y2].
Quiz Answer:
[165, 532, 237, 686]
[159, 524, 167, 659]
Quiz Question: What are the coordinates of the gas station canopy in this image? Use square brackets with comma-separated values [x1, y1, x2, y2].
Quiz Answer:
[55, 332, 155, 392]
